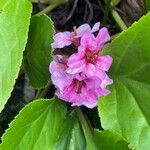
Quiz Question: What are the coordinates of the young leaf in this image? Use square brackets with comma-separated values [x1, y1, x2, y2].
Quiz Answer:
[0, 99, 86, 149]
[24, 15, 55, 89]
[0, 0, 32, 112]
[94, 130, 130, 150]
[98, 13, 150, 150]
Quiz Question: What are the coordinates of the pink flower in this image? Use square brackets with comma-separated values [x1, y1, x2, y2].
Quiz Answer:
[50, 23, 113, 108]
[49, 55, 72, 91]
[56, 74, 112, 108]
[51, 22, 100, 48]
[50, 55, 112, 108]
[66, 28, 112, 79]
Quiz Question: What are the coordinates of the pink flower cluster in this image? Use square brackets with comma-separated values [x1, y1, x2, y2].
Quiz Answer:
[50, 23, 113, 108]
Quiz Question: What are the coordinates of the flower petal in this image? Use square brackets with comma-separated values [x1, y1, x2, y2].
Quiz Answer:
[75, 24, 91, 37]
[91, 22, 100, 33]
[96, 27, 111, 49]
[51, 31, 72, 48]
[67, 51, 86, 74]
[84, 77, 101, 89]
[49, 55, 72, 91]
[96, 55, 113, 71]
[81, 87, 98, 108]
[51, 71, 72, 91]
[80, 33, 97, 51]
[101, 74, 113, 89]
[86, 63, 97, 76]
[49, 55, 68, 72]
[86, 63, 106, 80]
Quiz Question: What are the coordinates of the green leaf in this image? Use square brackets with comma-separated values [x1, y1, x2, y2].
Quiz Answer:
[98, 13, 150, 150]
[0, 0, 32, 112]
[94, 130, 130, 150]
[55, 113, 86, 150]
[24, 15, 55, 89]
[0, 99, 86, 150]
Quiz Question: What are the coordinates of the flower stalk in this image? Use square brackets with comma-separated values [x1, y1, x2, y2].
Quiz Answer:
[76, 107, 97, 150]
[36, 4, 57, 16]
[111, 9, 127, 30]
[36, 0, 68, 16]
[35, 81, 51, 99]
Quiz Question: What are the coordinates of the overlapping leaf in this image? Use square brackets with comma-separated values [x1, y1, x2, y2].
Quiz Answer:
[99, 13, 150, 150]
[0, 0, 32, 112]
[94, 130, 130, 150]
[24, 15, 55, 89]
[0, 99, 86, 150]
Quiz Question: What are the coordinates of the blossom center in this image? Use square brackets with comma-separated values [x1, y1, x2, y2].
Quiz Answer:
[74, 80, 84, 94]
[85, 51, 98, 64]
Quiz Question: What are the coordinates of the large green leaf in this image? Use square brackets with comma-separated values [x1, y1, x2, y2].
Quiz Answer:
[0, 0, 32, 112]
[98, 13, 150, 150]
[0, 99, 86, 150]
[24, 15, 55, 89]
[94, 130, 130, 150]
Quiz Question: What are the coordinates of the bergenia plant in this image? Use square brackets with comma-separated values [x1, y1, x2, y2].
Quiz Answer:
[0, 0, 150, 150]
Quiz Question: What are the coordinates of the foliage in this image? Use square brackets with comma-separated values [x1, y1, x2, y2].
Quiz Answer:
[0, 99, 86, 150]
[24, 15, 54, 89]
[99, 13, 150, 150]
[0, 0, 32, 112]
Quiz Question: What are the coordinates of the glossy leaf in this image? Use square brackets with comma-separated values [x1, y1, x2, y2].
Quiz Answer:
[99, 13, 150, 150]
[0, 0, 32, 112]
[94, 130, 130, 150]
[24, 15, 55, 89]
[0, 99, 86, 150]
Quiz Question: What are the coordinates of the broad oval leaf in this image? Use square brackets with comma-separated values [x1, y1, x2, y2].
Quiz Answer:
[0, 0, 32, 112]
[0, 99, 86, 150]
[24, 15, 55, 89]
[99, 13, 150, 150]
[94, 130, 130, 150]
